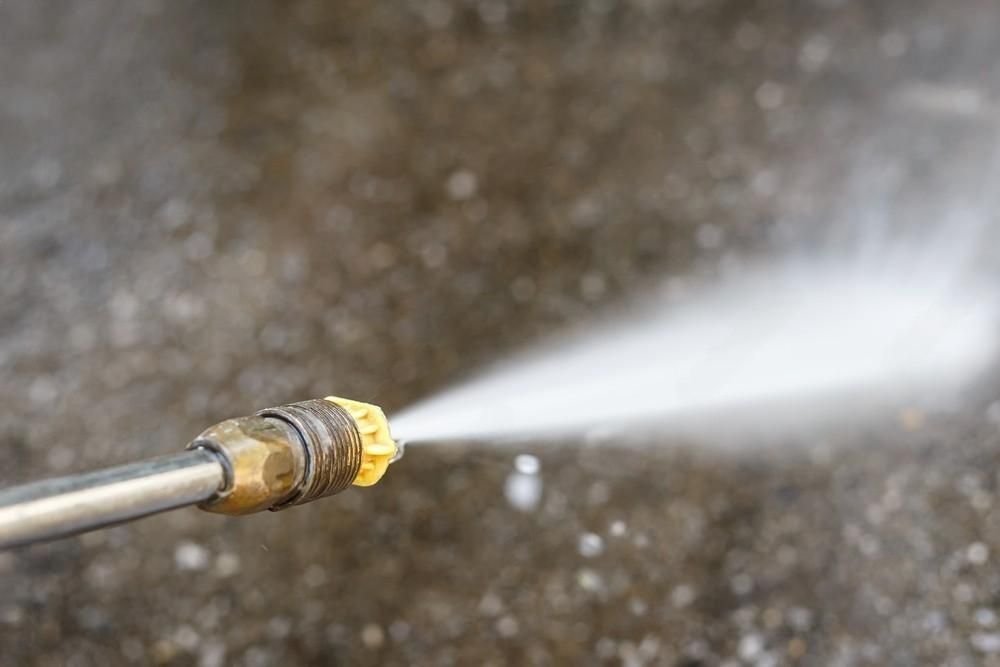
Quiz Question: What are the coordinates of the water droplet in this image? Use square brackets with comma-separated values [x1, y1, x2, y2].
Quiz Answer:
[514, 454, 540, 475]
[969, 542, 990, 564]
[173, 625, 201, 651]
[446, 169, 477, 200]
[214, 553, 240, 578]
[788, 607, 814, 631]
[361, 624, 385, 649]
[198, 639, 226, 667]
[976, 608, 997, 627]
[755, 81, 785, 110]
[578, 532, 604, 558]
[738, 633, 764, 660]
[577, 568, 605, 593]
[628, 597, 648, 616]
[595, 638, 617, 659]
[731, 573, 754, 595]
[504, 472, 542, 512]
[799, 34, 832, 72]
[479, 592, 503, 617]
[973, 633, 1000, 653]
[495, 615, 519, 637]
[174, 541, 210, 571]
[671, 584, 696, 608]
[266, 617, 291, 640]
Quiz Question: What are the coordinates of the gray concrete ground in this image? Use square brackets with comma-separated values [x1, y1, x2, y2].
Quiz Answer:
[2, 1, 1000, 665]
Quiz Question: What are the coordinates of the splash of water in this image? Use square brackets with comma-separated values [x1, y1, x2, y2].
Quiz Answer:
[392, 236, 998, 444]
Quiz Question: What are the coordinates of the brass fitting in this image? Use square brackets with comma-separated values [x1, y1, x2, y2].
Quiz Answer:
[188, 416, 304, 515]
[189, 398, 398, 516]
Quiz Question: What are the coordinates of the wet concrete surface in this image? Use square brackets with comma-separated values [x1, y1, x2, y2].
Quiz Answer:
[3, 1, 1000, 665]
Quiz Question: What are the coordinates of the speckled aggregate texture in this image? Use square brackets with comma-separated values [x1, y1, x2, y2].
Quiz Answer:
[2, 1, 1000, 665]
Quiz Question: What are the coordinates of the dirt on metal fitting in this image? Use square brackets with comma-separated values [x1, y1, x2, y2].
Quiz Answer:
[190, 416, 304, 516]
[257, 399, 365, 506]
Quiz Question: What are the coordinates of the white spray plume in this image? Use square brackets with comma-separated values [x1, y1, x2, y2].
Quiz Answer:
[392, 228, 998, 444]
[392, 82, 1000, 445]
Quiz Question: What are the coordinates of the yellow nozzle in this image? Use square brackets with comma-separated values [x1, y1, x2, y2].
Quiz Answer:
[323, 396, 397, 487]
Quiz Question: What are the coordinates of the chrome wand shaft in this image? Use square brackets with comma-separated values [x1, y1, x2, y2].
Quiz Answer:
[0, 450, 225, 549]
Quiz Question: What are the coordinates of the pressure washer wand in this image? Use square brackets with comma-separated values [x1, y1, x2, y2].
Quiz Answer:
[0, 397, 400, 549]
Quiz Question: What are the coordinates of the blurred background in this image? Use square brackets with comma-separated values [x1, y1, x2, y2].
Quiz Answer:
[3, 1, 1000, 665]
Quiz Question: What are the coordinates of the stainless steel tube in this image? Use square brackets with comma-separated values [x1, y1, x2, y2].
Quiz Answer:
[0, 449, 225, 549]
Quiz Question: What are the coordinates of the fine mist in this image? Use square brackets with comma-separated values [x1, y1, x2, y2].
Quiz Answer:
[393, 81, 1000, 447]
[392, 234, 998, 444]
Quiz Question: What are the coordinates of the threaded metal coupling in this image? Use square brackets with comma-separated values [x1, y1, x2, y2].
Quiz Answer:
[256, 399, 364, 507]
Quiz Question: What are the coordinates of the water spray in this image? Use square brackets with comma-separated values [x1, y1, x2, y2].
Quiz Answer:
[2, 252, 996, 550]
[0, 397, 400, 549]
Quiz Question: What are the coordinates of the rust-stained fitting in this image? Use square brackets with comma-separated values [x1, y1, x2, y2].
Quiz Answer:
[189, 416, 305, 515]
[188, 397, 397, 516]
